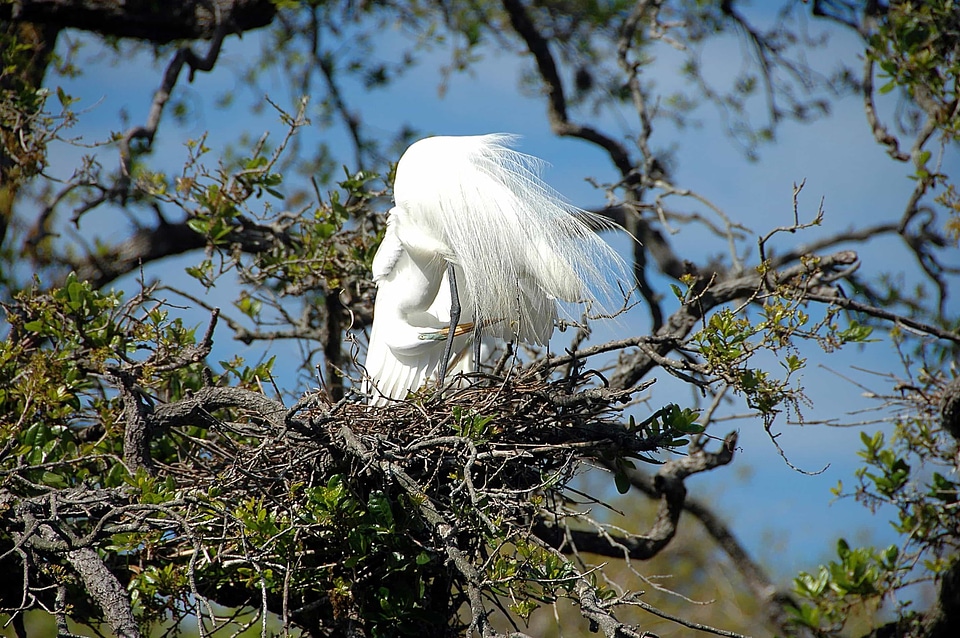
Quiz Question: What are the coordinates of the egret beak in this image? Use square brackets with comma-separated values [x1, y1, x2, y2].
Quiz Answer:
[419, 322, 476, 341]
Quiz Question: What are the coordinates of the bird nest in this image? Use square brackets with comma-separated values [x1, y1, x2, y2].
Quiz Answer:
[175, 366, 667, 538]
[260, 368, 666, 519]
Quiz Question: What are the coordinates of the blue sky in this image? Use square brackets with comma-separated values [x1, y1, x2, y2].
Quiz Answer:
[35, 6, 959, 604]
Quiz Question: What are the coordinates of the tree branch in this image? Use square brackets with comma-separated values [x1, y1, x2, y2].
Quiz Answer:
[500, 0, 635, 178]
[117, 19, 231, 190]
[609, 250, 862, 389]
[537, 432, 738, 561]
[64, 546, 139, 638]
[3, 0, 276, 44]
[801, 290, 960, 344]
[148, 386, 289, 432]
[861, 56, 910, 162]
[618, 467, 799, 633]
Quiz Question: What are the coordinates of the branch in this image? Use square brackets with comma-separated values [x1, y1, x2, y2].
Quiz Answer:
[609, 250, 863, 389]
[105, 309, 220, 473]
[500, 0, 634, 178]
[3, 0, 276, 44]
[619, 468, 799, 633]
[338, 424, 521, 638]
[308, 8, 367, 173]
[115, 14, 231, 198]
[537, 432, 738, 561]
[64, 547, 139, 638]
[861, 56, 910, 162]
[858, 555, 960, 638]
[629, 596, 754, 638]
[71, 214, 296, 289]
[114, 369, 153, 474]
[608, 265, 765, 390]
[27, 525, 140, 638]
[767, 222, 900, 270]
[148, 386, 289, 432]
[801, 290, 960, 344]
[574, 580, 645, 638]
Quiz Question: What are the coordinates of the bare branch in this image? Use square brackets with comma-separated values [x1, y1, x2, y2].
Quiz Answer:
[117, 21, 231, 192]
[801, 291, 960, 343]
[64, 547, 139, 638]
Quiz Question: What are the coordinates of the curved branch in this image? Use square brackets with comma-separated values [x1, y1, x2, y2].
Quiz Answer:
[536, 432, 738, 561]
[861, 56, 910, 162]
[117, 21, 231, 190]
[148, 386, 289, 432]
[500, 0, 634, 178]
[617, 466, 799, 633]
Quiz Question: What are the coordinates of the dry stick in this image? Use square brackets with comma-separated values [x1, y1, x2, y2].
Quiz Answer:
[630, 596, 754, 638]
[802, 291, 960, 344]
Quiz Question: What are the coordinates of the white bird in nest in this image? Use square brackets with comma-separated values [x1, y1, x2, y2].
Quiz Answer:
[362, 133, 628, 406]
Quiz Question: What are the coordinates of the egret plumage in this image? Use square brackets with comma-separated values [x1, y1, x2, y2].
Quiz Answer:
[363, 133, 626, 405]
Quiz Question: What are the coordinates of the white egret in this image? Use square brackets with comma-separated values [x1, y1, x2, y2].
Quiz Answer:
[363, 133, 627, 405]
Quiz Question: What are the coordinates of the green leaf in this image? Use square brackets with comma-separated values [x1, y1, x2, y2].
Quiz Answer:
[838, 320, 875, 343]
[22, 320, 44, 333]
[614, 469, 630, 494]
[41, 471, 68, 488]
[186, 217, 210, 234]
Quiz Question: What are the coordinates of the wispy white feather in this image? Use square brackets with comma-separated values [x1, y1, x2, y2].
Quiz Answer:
[392, 133, 627, 341]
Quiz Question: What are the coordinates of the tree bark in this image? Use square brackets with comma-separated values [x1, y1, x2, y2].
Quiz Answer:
[66, 547, 140, 638]
[2, 0, 276, 43]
